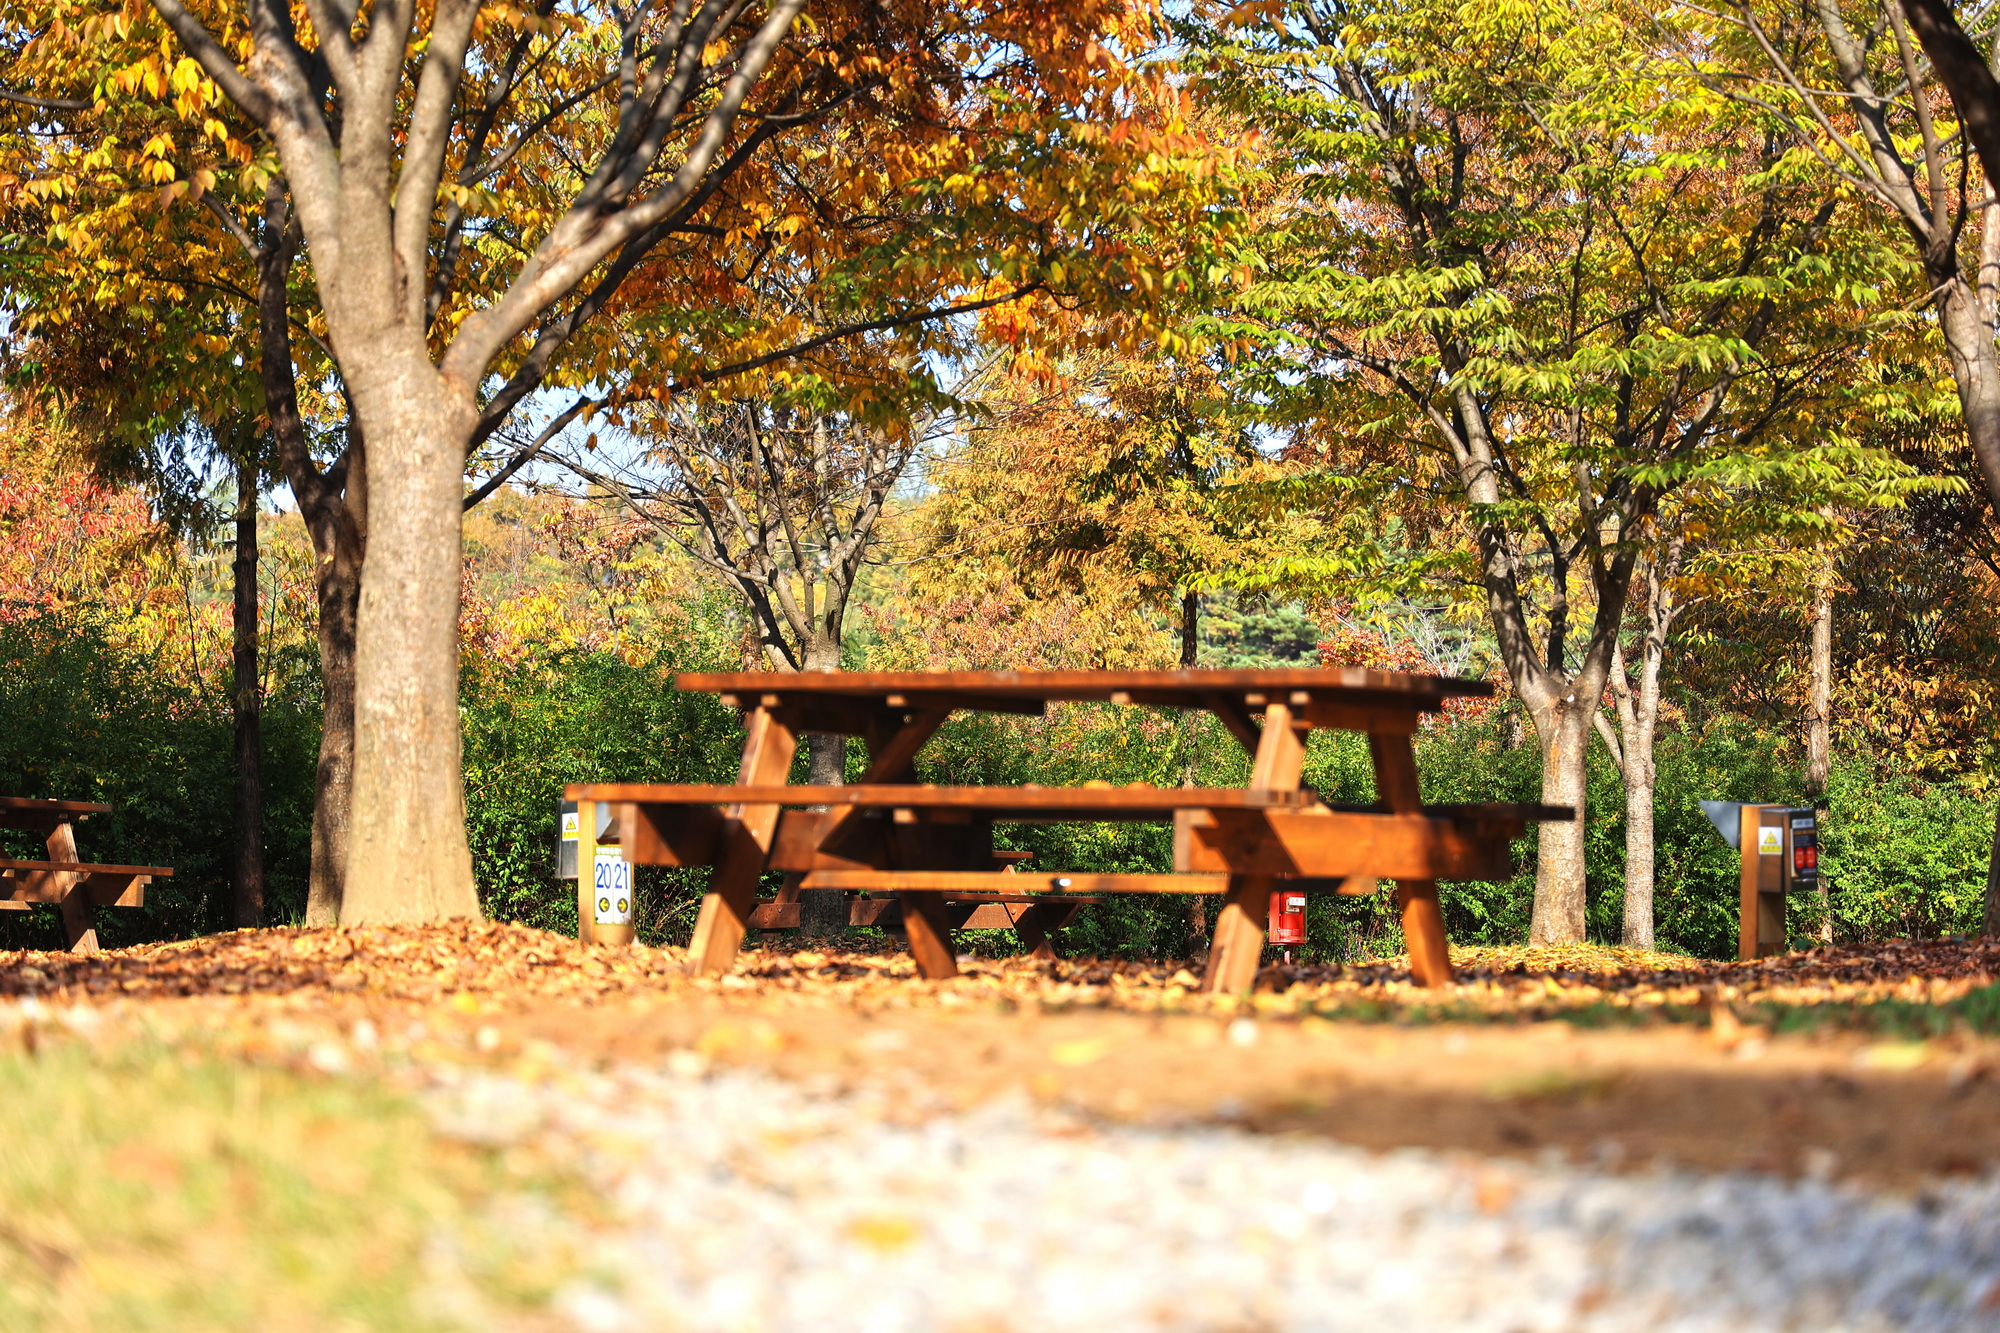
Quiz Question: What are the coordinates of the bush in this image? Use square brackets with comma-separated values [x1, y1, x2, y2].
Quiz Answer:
[0, 612, 318, 946]
[461, 646, 743, 944]
[7, 604, 1988, 963]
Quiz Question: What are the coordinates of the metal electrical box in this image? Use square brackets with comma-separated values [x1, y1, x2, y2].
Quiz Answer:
[1700, 801, 1819, 960]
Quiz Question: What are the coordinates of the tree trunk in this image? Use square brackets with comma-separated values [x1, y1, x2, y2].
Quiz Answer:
[1930, 273, 2000, 939]
[1806, 562, 1834, 943]
[1806, 572, 1833, 798]
[232, 459, 265, 929]
[304, 544, 360, 925]
[1179, 591, 1199, 667]
[340, 383, 481, 924]
[1620, 752, 1654, 950]
[799, 639, 848, 935]
[1528, 702, 1591, 945]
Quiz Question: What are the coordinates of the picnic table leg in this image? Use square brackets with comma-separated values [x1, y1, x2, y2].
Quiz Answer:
[1202, 701, 1307, 994]
[898, 890, 958, 978]
[46, 820, 96, 955]
[685, 706, 799, 976]
[1007, 901, 1078, 960]
[1369, 731, 1454, 987]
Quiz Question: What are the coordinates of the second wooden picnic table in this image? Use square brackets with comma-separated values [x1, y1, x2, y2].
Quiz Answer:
[568, 667, 1571, 992]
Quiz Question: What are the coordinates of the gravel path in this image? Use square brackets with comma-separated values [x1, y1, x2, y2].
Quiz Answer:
[421, 1055, 2000, 1333]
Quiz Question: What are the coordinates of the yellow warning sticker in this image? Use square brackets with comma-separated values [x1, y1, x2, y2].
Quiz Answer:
[1757, 827, 1783, 856]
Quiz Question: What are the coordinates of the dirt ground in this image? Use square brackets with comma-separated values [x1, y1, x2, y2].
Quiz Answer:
[4, 923, 1998, 1190]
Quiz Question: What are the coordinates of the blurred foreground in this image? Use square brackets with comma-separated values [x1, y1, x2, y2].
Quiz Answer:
[0, 927, 1997, 1329]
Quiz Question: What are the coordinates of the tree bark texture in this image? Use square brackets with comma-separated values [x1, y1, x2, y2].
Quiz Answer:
[232, 459, 266, 929]
[799, 637, 849, 935]
[1527, 702, 1593, 945]
[306, 545, 360, 925]
[1180, 591, 1199, 667]
[253, 187, 367, 926]
[1806, 568, 1833, 800]
[341, 369, 482, 925]
[1594, 542, 1682, 951]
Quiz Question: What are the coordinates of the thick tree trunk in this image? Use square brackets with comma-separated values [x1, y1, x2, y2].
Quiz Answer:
[340, 383, 481, 924]
[1528, 703, 1592, 945]
[232, 461, 265, 929]
[1180, 591, 1199, 667]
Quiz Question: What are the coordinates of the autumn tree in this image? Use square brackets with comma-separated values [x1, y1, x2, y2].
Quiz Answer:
[925, 348, 1296, 670]
[1190, 0, 1906, 943]
[1, 0, 1228, 923]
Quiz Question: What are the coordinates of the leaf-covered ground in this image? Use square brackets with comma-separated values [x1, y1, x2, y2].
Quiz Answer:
[2, 923, 1994, 1030]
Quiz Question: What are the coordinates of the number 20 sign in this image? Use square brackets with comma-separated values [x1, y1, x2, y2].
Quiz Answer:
[593, 846, 633, 926]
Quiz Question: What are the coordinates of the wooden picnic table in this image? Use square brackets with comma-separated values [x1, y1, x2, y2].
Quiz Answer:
[567, 668, 1571, 991]
[0, 798, 172, 953]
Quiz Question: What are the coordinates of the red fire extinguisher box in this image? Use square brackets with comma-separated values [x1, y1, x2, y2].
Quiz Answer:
[1268, 889, 1308, 946]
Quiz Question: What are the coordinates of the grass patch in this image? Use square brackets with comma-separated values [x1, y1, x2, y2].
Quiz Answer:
[0, 1021, 582, 1331]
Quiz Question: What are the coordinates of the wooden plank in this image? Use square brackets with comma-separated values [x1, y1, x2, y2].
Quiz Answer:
[0, 871, 149, 906]
[1203, 701, 1308, 995]
[898, 891, 959, 978]
[570, 783, 1321, 815]
[1294, 701, 1420, 735]
[616, 802, 725, 867]
[1180, 811, 1515, 880]
[1370, 731, 1453, 987]
[676, 667, 1494, 708]
[0, 797, 111, 814]
[747, 901, 802, 929]
[851, 897, 901, 927]
[683, 706, 799, 976]
[768, 810, 890, 872]
[0, 859, 174, 876]
[799, 870, 1227, 894]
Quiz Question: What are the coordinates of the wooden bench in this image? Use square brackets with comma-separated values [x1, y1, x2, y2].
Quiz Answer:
[572, 667, 1573, 991]
[745, 847, 1097, 957]
[0, 798, 172, 953]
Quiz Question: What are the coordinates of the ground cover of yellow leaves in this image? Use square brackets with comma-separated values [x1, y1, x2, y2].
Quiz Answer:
[0, 924, 1993, 1026]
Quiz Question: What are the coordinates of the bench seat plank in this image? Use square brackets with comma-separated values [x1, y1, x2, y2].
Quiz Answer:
[0, 859, 175, 877]
[797, 870, 1228, 894]
[1179, 810, 1531, 880]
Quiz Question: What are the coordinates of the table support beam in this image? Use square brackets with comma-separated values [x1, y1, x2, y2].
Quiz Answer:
[685, 706, 799, 976]
[46, 820, 94, 954]
[1203, 702, 1308, 994]
[1370, 731, 1454, 987]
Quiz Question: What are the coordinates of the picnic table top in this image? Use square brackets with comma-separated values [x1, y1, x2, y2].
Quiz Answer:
[0, 797, 110, 815]
[569, 783, 1324, 815]
[676, 667, 1491, 713]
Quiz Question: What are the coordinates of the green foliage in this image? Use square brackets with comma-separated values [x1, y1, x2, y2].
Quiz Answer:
[0, 611, 318, 946]
[1820, 765, 1993, 942]
[3, 603, 1987, 963]
[460, 647, 744, 944]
